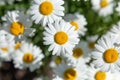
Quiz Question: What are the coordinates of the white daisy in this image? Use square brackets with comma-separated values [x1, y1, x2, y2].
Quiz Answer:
[91, 0, 114, 16]
[116, 2, 120, 16]
[43, 20, 79, 55]
[91, 35, 120, 72]
[65, 41, 91, 66]
[53, 62, 87, 80]
[50, 55, 65, 68]
[87, 65, 113, 80]
[0, 30, 15, 61]
[29, 0, 64, 26]
[64, 12, 87, 36]
[2, 10, 35, 39]
[13, 42, 44, 72]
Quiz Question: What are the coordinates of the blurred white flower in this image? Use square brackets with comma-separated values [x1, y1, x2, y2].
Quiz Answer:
[13, 41, 44, 72]
[2, 10, 35, 40]
[91, 0, 114, 16]
[64, 12, 87, 36]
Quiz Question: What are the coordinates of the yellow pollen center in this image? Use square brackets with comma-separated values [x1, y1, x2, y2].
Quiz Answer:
[88, 42, 95, 49]
[103, 48, 119, 63]
[100, 0, 109, 8]
[70, 21, 79, 31]
[73, 48, 83, 59]
[39, 1, 54, 15]
[23, 53, 34, 64]
[10, 22, 24, 36]
[54, 31, 68, 45]
[95, 71, 106, 80]
[15, 42, 22, 50]
[1, 48, 8, 52]
[64, 68, 77, 80]
[55, 56, 62, 65]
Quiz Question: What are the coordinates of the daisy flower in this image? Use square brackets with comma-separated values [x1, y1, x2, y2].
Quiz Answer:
[43, 20, 79, 55]
[91, 35, 120, 72]
[29, 0, 65, 26]
[50, 55, 65, 68]
[87, 65, 113, 80]
[2, 10, 35, 39]
[53, 62, 87, 80]
[13, 42, 44, 72]
[0, 30, 15, 61]
[91, 0, 114, 16]
[64, 12, 87, 36]
[116, 2, 120, 16]
[65, 40, 91, 66]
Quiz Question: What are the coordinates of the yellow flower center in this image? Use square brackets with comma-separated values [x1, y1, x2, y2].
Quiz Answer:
[70, 21, 79, 31]
[10, 22, 24, 36]
[23, 53, 34, 64]
[39, 1, 54, 15]
[100, 0, 109, 8]
[103, 48, 119, 63]
[54, 31, 68, 45]
[95, 71, 106, 80]
[55, 56, 62, 65]
[1, 48, 8, 52]
[88, 42, 95, 49]
[64, 68, 77, 80]
[15, 42, 22, 50]
[73, 48, 83, 59]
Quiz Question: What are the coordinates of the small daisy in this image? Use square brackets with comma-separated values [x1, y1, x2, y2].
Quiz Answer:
[91, 0, 114, 16]
[29, 0, 65, 26]
[91, 35, 120, 72]
[116, 2, 120, 16]
[53, 62, 87, 80]
[13, 42, 44, 72]
[0, 30, 15, 61]
[50, 55, 65, 68]
[65, 41, 91, 66]
[64, 13, 87, 36]
[2, 10, 35, 39]
[43, 20, 79, 55]
[87, 65, 113, 80]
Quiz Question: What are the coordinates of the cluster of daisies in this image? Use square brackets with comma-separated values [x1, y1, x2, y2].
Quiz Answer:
[0, 0, 120, 80]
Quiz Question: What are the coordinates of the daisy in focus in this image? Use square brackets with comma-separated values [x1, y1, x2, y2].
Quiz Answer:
[91, 0, 114, 16]
[64, 13, 87, 36]
[2, 10, 35, 40]
[91, 35, 120, 72]
[29, 0, 65, 26]
[0, 30, 15, 61]
[13, 41, 44, 72]
[43, 20, 79, 55]
[53, 62, 87, 80]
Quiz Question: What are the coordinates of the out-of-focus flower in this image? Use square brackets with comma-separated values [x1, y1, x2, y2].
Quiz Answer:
[2, 10, 35, 40]
[91, 0, 114, 16]
[64, 13, 87, 36]
[13, 41, 44, 72]
[0, 30, 15, 61]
